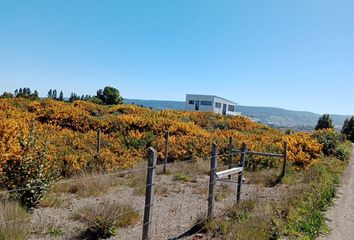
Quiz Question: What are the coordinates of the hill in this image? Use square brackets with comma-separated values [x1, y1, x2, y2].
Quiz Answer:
[124, 98, 349, 130]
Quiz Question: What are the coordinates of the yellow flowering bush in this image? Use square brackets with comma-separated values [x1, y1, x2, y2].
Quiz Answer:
[282, 132, 323, 168]
[0, 97, 329, 200]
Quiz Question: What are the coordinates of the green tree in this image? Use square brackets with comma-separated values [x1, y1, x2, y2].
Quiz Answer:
[48, 89, 53, 99]
[342, 116, 354, 142]
[68, 92, 80, 102]
[342, 118, 349, 135]
[33, 90, 39, 98]
[13, 87, 37, 99]
[315, 114, 334, 130]
[30, 90, 39, 100]
[58, 91, 64, 101]
[88, 96, 103, 104]
[52, 89, 57, 100]
[0, 92, 14, 98]
[96, 86, 123, 105]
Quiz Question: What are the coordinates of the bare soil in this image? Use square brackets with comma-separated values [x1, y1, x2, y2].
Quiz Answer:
[318, 144, 354, 240]
[28, 164, 289, 240]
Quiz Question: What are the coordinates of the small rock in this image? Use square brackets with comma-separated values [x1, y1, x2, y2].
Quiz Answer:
[194, 234, 204, 239]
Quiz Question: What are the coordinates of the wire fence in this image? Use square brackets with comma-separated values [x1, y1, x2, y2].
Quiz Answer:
[0, 134, 287, 240]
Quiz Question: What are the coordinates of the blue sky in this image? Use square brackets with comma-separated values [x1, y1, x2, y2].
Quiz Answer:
[1, 0, 353, 115]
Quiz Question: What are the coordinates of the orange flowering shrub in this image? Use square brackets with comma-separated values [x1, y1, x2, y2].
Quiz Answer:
[0, 107, 60, 207]
[282, 132, 323, 168]
[28, 99, 101, 132]
[0, 97, 329, 196]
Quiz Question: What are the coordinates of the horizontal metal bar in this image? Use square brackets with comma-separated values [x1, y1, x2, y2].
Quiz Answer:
[216, 167, 243, 179]
[232, 149, 283, 158]
[246, 151, 284, 157]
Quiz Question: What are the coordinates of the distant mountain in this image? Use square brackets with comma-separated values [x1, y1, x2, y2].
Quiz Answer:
[124, 99, 185, 110]
[124, 98, 350, 130]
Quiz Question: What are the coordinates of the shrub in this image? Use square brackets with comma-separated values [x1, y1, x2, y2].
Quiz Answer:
[335, 144, 351, 161]
[0, 122, 58, 209]
[0, 98, 331, 184]
[283, 132, 323, 168]
[73, 200, 140, 239]
[312, 129, 342, 156]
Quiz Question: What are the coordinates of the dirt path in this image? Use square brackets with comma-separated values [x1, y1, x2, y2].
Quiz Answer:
[318, 144, 354, 240]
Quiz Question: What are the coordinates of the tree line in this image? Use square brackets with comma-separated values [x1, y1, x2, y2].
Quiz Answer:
[0, 88, 39, 100]
[0, 86, 123, 105]
[315, 113, 354, 142]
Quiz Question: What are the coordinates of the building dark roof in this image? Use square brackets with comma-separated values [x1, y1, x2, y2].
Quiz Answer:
[186, 94, 237, 105]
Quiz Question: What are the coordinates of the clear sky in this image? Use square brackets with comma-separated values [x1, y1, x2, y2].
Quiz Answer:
[0, 0, 353, 115]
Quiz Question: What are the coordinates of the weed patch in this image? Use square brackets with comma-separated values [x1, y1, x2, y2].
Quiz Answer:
[0, 200, 31, 240]
[172, 172, 193, 182]
[73, 200, 140, 239]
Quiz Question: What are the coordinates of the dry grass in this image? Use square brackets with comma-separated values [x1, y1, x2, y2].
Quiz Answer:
[162, 158, 210, 176]
[206, 198, 280, 240]
[156, 185, 169, 196]
[51, 172, 122, 198]
[114, 160, 149, 196]
[30, 221, 66, 238]
[122, 170, 147, 196]
[38, 193, 71, 208]
[0, 200, 31, 240]
[192, 183, 209, 196]
[215, 183, 233, 201]
[73, 200, 140, 238]
[244, 168, 280, 187]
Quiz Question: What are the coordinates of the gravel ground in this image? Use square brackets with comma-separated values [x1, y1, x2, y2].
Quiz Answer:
[28, 165, 289, 240]
[318, 144, 354, 240]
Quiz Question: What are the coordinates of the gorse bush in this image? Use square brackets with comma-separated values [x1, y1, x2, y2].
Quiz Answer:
[0, 97, 333, 208]
[282, 132, 322, 168]
[0, 119, 58, 209]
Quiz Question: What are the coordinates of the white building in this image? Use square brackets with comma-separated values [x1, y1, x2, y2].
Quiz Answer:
[185, 94, 239, 116]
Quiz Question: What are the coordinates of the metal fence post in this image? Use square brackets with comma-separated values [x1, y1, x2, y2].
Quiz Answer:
[208, 142, 218, 219]
[237, 143, 247, 203]
[97, 128, 101, 154]
[142, 147, 157, 240]
[228, 136, 232, 180]
[280, 142, 287, 179]
[163, 130, 169, 174]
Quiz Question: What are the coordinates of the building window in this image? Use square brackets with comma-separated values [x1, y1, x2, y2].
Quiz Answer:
[201, 101, 212, 106]
[189, 100, 195, 104]
[228, 105, 235, 112]
[215, 102, 221, 108]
